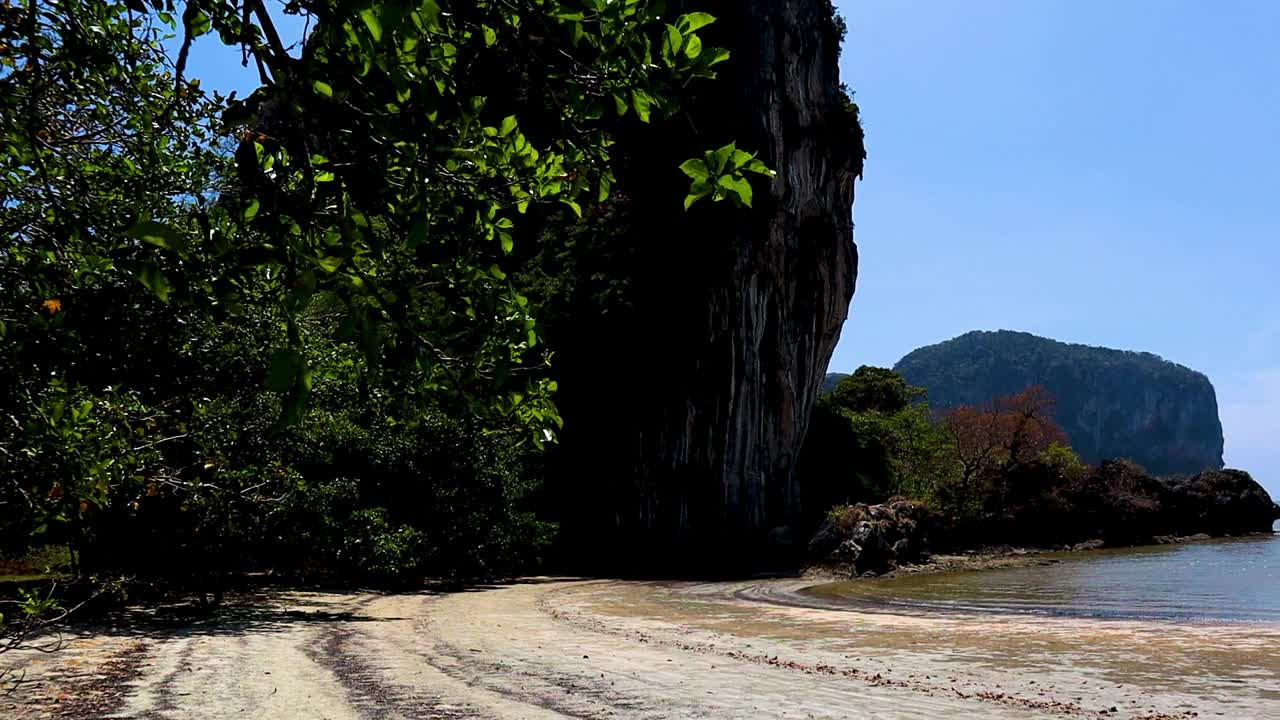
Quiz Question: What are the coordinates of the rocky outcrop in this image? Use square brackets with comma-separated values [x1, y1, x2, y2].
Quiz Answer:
[1163, 469, 1280, 536]
[894, 330, 1225, 476]
[998, 461, 1277, 547]
[1061, 459, 1172, 542]
[809, 466, 1277, 573]
[808, 501, 933, 575]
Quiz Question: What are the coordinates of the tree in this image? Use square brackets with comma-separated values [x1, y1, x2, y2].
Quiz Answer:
[940, 386, 1069, 510]
[0, 0, 761, 589]
[826, 365, 926, 415]
[182, 0, 748, 438]
[1041, 442, 1086, 482]
[798, 368, 952, 524]
[0, 0, 234, 571]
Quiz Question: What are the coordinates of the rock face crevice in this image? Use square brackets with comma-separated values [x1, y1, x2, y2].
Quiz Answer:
[894, 330, 1225, 476]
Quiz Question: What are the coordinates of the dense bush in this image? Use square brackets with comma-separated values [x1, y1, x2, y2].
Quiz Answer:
[799, 367, 955, 526]
[270, 409, 555, 584]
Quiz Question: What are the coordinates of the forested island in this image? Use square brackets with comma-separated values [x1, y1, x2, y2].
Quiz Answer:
[805, 366, 1277, 576]
[896, 330, 1225, 476]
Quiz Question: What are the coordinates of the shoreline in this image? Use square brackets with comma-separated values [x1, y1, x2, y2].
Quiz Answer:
[547, 578, 1278, 718]
[4, 576, 1276, 718]
[803, 529, 1279, 582]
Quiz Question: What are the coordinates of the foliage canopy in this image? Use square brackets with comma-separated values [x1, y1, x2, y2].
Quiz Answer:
[0, 0, 773, 626]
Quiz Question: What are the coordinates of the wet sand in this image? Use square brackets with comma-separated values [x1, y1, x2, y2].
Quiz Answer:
[3, 577, 1276, 718]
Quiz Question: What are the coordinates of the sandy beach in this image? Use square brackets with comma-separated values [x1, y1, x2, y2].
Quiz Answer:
[4, 577, 1276, 719]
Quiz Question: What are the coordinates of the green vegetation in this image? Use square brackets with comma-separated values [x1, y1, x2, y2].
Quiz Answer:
[802, 366, 1071, 532]
[0, 0, 784, 652]
[801, 367, 953, 522]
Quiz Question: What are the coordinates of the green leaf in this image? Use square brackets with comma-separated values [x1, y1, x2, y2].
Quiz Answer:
[136, 263, 171, 303]
[718, 174, 754, 207]
[188, 9, 212, 37]
[312, 80, 334, 98]
[662, 25, 683, 64]
[561, 199, 582, 218]
[684, 34, 702, 59]
[709, 142, 736, 173]
[684, 180, 713, 211]
[677, 12, 717, 34]
[482, 24, 497, 46]
[276, 369, 312, 430]
[684, 192, 709, 211]
[500, 232, 514, 253]
[360, 8, 383, 42]
[678, 158, 710, 181]
[243, 199, 261, 221]
[267, 349, 302, 393]
[703, 47, 731, 67]
[631, 89, 652, 123]
[744, 158, 775, 176]
[126, 220, 184, 252]
[408, 219, 429, 248]
[499, 115, 518, 137]
[418, 0, 442, 29]
[315, 170, 336, 182]
[311, 255, 346, 273]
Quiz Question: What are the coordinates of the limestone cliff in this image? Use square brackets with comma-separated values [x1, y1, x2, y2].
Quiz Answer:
[530, 1, 864, 559]
[894, 330, 1225, 476]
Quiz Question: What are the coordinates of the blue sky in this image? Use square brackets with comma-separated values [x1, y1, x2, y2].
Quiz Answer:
[181, 4, 1279, 497]
[831, 0, 1280, 497]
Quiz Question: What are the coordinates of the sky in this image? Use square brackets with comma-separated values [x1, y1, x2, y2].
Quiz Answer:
[831, 0, 1280, 497]
[180, 4, 1279, 497]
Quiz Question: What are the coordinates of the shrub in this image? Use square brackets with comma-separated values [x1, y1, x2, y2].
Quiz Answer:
[266, 409, 556, 584]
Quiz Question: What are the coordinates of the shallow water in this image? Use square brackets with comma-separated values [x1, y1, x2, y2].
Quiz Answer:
[811, 529, 1280, 622]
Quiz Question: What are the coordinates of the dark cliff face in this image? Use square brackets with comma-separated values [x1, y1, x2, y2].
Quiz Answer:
[532, 1, 863, 562]
[894, 330, 1225, 476]
[626, 0, 862, 538]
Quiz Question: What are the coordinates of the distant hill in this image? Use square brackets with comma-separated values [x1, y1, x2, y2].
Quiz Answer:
[821, 373, 849, 394]
[893, 330, 1225, 476]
